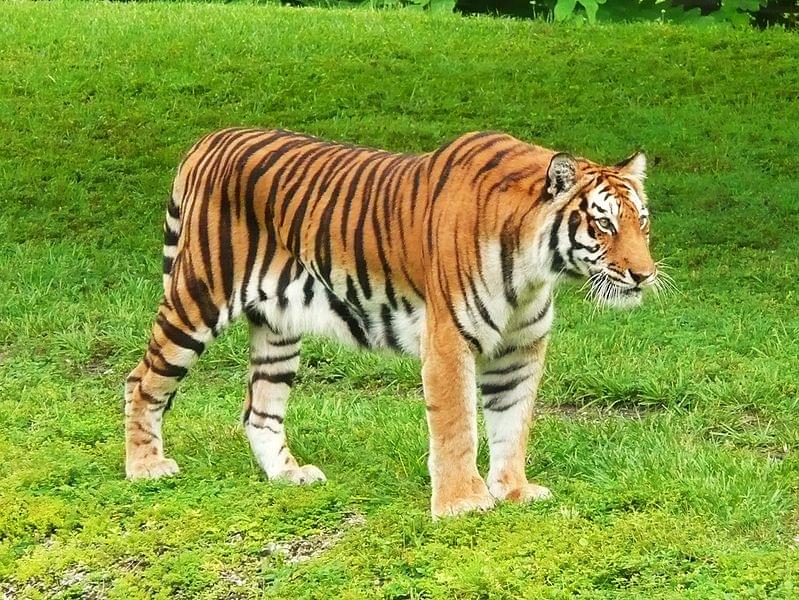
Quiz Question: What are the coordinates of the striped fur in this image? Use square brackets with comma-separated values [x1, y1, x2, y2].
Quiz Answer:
[124, 129, 657, 517]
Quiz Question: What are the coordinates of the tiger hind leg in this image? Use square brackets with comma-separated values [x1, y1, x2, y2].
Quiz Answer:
[124, 300, 213, 479]
[243, 312, 325, 485]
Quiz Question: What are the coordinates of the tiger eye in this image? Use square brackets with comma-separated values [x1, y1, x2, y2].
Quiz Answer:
[596, 217, 613, 232]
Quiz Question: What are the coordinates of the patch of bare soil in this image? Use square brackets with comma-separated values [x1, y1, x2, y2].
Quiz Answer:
[537, 402, 658, 422]
[263, 512, 366, 564]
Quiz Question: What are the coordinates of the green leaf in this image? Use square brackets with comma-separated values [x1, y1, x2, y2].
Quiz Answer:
[554, 0, 578, 21]
[728, 0, 764, 10]
[428, 0, 455, 13]
[579, 0, 599, 24]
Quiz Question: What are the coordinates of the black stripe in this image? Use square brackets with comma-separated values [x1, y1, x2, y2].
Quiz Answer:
[183, 267, 220, 329]
[480, 377, 526, 397]
[313, 149, 365, 285]
[276, 259, 296, 309]
[430, 133, 492, 203]
[164, 227, 179, 246]
[485, 164, 536, 199]
[248, 422, 281, 434]
[247, 136, 316, 299]
[169, 284, 195, 331]
[138, 389, 164, 406]
[164, 391, 176, 412]
[163, 255, 173, 276]
[466, 276, 500, 333]
[435, 258, 483, 354]
[167, 199, 180, 219]
[251, 352, 300, 365]
[345, 274, 370, 324]
[307, 147, 361, 282]
[248, 134, 320, 298]
[381, 304, 400, 350]
[516, 297, 552, 330]
[470, 147, 513, 184]
[492, 338, 547, 360]
[482, 363, 526, 377]
[249, 408, 284, 423]
[271, 336, 301, 347]
[387, 157, 414, 250]
[252, 371, 296, 386]
[352, 157, 385, 300]
[499, 227, 518, 308]
[236, 135, 277, 306]
[378, 155, 407, 250]
[408, 160, 423, 216]
[453, 133, 504, 168]
[302, 273, 315, 306]
[549, 210, 569, 274]
[245, 308, 272, 330]
[483, 395, 526, 413]
[196, 132, 255, 290]
[218, 162, 235, 303]
[156, 314, 205, 355]
[285, 147, 342, 255]
[460, 329, 483, 354]
[399, 263, 425, 301]
[566, 198, 600, 267]
[372, 156, 406, 309]
[148, 358, 188, 380]
[181, 130, 244, 232]
[277, 143, 337, 227]
[326, 289, 369, 348]
[340, 152, 388, 252]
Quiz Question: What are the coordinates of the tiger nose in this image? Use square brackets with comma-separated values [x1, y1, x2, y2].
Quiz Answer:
[629, 269, 654, 285]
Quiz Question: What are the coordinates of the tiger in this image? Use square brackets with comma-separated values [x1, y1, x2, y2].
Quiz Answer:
[124, 128, 658, 518]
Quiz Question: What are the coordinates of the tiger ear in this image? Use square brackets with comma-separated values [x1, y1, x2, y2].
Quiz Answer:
[546, 153, 578, 199]
[615, 151, 646, 183]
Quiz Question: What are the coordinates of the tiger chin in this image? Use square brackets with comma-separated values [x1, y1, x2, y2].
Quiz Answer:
[124, 128, 659, 519]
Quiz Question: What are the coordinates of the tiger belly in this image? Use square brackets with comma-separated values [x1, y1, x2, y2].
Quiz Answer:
[247, 269, 426, 356]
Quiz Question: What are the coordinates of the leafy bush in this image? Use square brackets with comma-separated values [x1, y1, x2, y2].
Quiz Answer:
[293, 0, 799, 26]
[546, 0, 799, 26]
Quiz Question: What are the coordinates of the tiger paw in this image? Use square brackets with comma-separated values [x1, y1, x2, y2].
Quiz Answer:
[489, 479, 552, 503]
[431, 476, 496, 519]
[126, 457, 180, 480]
[272, 464, 327, 485]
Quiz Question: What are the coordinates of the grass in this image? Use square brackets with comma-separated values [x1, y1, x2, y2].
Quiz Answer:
[1, 1, 798, 597]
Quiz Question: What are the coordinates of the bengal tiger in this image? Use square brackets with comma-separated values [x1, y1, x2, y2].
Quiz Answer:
[125, 128, 658, 517]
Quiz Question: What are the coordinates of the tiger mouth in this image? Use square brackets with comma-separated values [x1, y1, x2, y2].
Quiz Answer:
[619, 287, 642, 297]
[594, 285, 643, 308]
[586, 272, 644, 308]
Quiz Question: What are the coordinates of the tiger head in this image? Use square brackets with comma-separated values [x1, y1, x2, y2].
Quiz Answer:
[545, 151, 658, 308]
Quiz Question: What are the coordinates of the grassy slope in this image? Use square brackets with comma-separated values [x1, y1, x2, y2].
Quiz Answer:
[1, 2, 798, 597]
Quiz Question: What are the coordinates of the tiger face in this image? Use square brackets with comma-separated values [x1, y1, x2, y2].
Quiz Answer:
[546, 151, 657, 308]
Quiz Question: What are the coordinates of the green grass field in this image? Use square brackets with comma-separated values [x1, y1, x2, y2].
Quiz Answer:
[1, 2, 798, 597]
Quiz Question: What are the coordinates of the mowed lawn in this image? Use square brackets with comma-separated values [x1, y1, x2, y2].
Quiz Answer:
[1, 2, 798, 598]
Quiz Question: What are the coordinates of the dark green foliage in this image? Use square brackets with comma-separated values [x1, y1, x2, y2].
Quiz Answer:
[455, 0, 799, 26]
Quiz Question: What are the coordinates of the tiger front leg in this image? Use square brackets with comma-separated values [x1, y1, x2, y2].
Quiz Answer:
[479, 338, 552, 503]
[422, 315, 495, 518]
